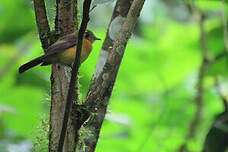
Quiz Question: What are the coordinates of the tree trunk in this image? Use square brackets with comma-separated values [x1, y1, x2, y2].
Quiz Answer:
[49, 0, 78, 151]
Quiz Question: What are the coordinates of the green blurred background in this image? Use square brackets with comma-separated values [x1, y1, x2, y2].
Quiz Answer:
[0, 0, 228, 152]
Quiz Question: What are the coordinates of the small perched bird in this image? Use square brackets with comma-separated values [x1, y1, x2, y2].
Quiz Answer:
[19, 30, 100, 73]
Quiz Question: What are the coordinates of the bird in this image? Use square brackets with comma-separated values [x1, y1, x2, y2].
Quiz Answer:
[18, 30, 101, 73]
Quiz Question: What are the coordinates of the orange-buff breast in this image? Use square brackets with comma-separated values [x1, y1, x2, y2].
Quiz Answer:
[58, 39, 93, 66]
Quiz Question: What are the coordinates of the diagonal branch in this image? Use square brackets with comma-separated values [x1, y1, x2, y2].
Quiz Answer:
[33, 0, 51, 50]
[86, 0, 145, 115]
[77, 0, 145, 151]
[76, 1, 132, 151]
[58, 0, 92, 151]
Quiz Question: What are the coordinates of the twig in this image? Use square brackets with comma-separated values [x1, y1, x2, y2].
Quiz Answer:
[57, 0, 92, 152]
[90, 4, 97, 13]
[178, 5, 208, 152]
[222, 0, 228, 52]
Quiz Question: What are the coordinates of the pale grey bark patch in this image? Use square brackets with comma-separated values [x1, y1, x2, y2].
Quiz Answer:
[94, 49, 109, 78]
[109, 16, 126, 41]
[105, 112, 131, 126]
[93, 0, 115, 5]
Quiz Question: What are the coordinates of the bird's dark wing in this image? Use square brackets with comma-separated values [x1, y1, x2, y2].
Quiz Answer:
[44, 33, 78, 57]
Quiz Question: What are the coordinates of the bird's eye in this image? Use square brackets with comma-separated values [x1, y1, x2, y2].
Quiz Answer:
[85, 32, 89, 38]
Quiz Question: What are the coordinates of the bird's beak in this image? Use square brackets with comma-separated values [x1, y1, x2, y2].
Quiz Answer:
[95, 37, 101, 40]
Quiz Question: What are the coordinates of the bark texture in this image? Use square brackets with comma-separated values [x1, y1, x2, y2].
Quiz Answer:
[77, 0, 145, 151]
[76, 1, 132, 151]
[32, 0, 146, 151]
[94, 0, 132, 78]
[58, 0, 92, 151]
[33, 0, 51, 50]
[49, 0, 78, 151]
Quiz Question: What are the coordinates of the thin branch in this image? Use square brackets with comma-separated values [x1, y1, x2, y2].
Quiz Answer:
[90, 4, 97, 13]
[57, 0, 92, 151]
[78, 0, 145, 151]
[33, 0, 51, 50]
[178, 6, 208, 152]
[222, 0, 228, 52]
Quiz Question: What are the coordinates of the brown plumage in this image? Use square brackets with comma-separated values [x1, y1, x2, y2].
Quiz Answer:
[19, 30, 100, 73]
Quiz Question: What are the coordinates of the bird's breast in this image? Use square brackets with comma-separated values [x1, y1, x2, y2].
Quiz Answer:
[58, 39, 93, 66]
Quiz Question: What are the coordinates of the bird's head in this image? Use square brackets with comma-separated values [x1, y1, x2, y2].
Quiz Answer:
[84, 30, 101, 43]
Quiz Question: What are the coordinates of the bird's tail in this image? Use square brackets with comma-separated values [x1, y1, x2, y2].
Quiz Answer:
[19, 56, 44, 73]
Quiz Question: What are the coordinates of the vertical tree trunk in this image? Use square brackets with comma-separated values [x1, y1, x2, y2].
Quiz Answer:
[49, 0, 78, 151]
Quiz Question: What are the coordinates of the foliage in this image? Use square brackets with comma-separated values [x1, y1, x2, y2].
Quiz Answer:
[0, 0, 227, 152]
